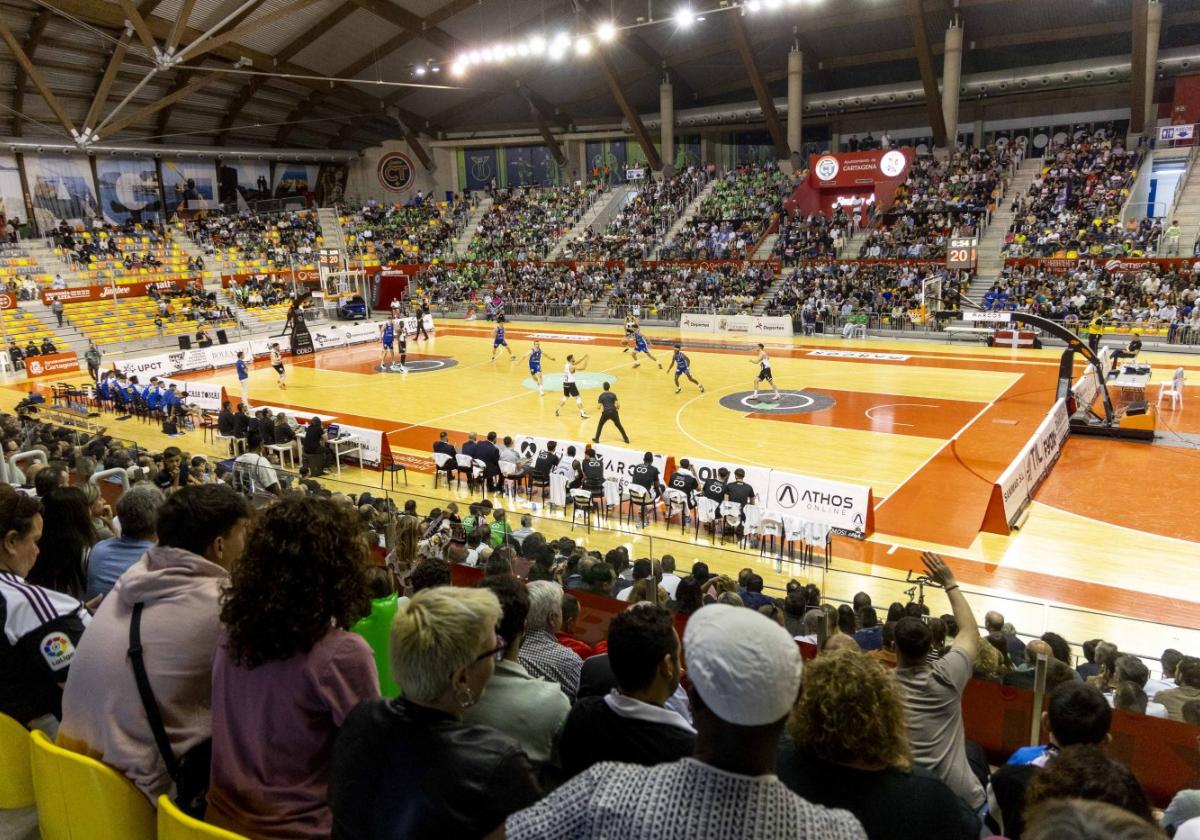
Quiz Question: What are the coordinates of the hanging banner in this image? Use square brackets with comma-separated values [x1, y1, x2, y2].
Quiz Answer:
[0, 154, 28, 233]
[463, 148, 498, 191]
[23, 154, 100, 231]
[96, 158, 163, 225]
[315, 163, 348, 206]
[764, 469, 874, 539]
[272, 162, 319, 203]
[41, 278, 188, 305]
[218, 160, 271, 210]
[981, 399, 1070, 534]
[809, 148, 913, 188]
[162, 159, 217, 216]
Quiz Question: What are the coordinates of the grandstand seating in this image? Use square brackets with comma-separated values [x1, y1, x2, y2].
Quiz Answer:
[607, 262, 774, 316]
[467, 184, 603, 261]
[62, 294, 238, 345]
[658, 165, 791, 259]
[562, 170, 709, 260]
[341, 199, 468, 264]
[185, 210, 324, 273]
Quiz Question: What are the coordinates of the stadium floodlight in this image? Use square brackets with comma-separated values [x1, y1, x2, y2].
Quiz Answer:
[596, 21, 617, 42]
[674, 6, 695, 27]
[575, 36, 593, 56]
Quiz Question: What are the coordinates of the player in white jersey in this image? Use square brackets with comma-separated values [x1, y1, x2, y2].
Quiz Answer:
[555, 354, 590, 418]
[622, 314, 638, 352]
[270, 343, 286, 389]
[751, 343, 780, 400]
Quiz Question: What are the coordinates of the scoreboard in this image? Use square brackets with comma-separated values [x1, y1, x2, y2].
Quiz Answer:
[947, 237, 977, 269]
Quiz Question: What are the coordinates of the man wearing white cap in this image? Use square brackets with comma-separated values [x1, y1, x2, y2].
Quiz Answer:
[500, 604, 866, 839]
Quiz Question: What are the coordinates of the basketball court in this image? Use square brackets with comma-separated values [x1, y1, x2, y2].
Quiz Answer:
[14, 317, 1199, 656]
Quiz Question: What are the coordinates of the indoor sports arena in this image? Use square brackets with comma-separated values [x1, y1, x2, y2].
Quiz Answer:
[1, 0, 1199, 837]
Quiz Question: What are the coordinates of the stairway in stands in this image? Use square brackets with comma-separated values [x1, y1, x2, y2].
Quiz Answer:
[752, 232, 779, 259]
[170, 231, 225, 286]
[20, 239, 78, 283]
[546, 184, 634, 259]
[963, 156, 1041, 302]
[316, 206, 349, 261]
[1170, 152, 1200, 257]
[751, 271, 793, 315]
[453, 197, 494, 259]
[653, 179, 719, 257]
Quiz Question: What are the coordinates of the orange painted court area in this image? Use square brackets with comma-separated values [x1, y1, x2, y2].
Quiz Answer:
[106, 319, 1200, 638]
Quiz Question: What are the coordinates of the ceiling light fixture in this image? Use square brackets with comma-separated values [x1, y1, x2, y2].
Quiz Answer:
[575, 36, 593, 55]
[596, 21, 617, 42]
[673, 6, 695, 26]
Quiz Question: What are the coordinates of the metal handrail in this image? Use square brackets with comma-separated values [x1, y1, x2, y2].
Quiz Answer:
[10, 450, 47, 471]
[89, 467, 130, 494]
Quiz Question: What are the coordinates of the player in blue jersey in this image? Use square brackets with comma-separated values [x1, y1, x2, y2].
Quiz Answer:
[667, 344, 704, 394]
[523, 340, 556, 396]
[630, 327, 662, 369]
[490, 316, 516, 362]
[380, 320, 395, 368]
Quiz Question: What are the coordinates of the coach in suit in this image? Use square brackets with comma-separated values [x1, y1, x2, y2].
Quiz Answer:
[475, 431, 502, 491]
[433, 431, 457, 484]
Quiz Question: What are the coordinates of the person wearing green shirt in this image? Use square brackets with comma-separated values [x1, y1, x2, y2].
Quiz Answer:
[489, 508, 513, 548]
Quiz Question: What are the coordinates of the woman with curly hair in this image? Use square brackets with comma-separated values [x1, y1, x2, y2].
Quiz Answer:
[777, 649, 980, 839]
[207, 496, 380, 839]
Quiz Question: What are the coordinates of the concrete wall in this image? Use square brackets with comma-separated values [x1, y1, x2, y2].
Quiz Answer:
[345, 140, 458, 204]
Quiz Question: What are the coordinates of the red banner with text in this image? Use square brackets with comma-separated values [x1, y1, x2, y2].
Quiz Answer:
[24, 352, 80, 377]
[42, 279, 189, 305]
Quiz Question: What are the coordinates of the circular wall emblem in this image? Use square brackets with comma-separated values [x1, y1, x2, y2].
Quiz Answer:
[814, 155, 840, 182]
[378, 152, 415, 193]
[718, 389, 835, 415]
[375, 354, 457, 374]
[523, 372, 616, 392]
[0, 294, 12, 310]
[879, 150, 907, 178]
[27, 360, 44, 376]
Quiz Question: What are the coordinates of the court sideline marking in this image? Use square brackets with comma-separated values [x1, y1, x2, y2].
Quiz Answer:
[862, 402, 941, 428]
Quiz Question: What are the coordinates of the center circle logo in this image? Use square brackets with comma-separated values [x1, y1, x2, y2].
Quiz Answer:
[879, 150, 907, 178]
[523, 372, 616, 392]
[378, 152, 415, 193]
[375, 354, 457, 374]
[814, 155, 840, 182]
[718, 389, 836, 415]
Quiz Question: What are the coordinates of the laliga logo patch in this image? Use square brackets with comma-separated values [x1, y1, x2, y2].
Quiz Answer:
[40, 631, 75, 671]
[879, 150, 907, 178]
[814, 155, 840, 181]
[378, 152, 415, 193]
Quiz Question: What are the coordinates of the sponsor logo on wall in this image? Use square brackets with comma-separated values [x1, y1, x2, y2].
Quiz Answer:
[378, 152, 415, 193]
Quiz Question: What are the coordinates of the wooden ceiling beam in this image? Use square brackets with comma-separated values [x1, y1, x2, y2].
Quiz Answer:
[0, 11, 78, 139]
[907, 0, 947, 148]
[10, 8, 51, 137]
[730, 12, 788, 159]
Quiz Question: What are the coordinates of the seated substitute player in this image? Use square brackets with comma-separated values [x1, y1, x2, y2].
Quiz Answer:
[380, 320, 396, 368]
[667, 344, 704, 394]
[752, 343, 781, 401]
[667, 458, 700, 514]
[556, 355, 590, 419]
[490, 316, 516, 362]
[525, 340, 556, 397]
[630, 452, 663, 499]
[631, 328, 662, 370]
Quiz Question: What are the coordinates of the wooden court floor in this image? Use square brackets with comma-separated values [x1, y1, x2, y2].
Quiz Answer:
[8, 318, 1200, 661]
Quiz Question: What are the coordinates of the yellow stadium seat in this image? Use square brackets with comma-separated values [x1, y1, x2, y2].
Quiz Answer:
[157, 796, 250, 839]
[0, 713, 34, 809]
[29, 729, 155, 840]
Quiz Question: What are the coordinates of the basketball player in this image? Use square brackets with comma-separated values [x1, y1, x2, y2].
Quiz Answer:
[270, 343, 286, 389]
[394, 326, 408, 373]
[556, 354, 590, 419]
[751, 343, 780, 400]
[630, 327, 662, 369]
[380, 320, 396, 368]
[668, 344, 704, 394]
[490, 316, 516, 362]
[524, 340, 556, 396]
[622, 313, 638, 352]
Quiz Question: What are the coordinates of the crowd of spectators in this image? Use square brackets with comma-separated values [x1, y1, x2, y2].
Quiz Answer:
[606, 262, 775, 315]
[186, 209, 324, 267]
[763, 262, 968, 330]
[413, 263, 617, 317]
[341, 196, 469, 264]
[45, 219, 175, 270]
[1, 417, 1194, 840]
[563, 169, 710, 261]
[1002, 131, 1140, 257]
[773, 210, 853, 265]
[658, 164, 792, 259]
[859, 146, 1010, 260]
[468, 184, 603, 261]
[981, 261, 1200, 334]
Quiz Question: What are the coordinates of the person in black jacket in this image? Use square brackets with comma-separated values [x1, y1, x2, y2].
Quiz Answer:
[474, 432, 502, 492]
[329, 586, 540, 839]
[558, 604, 694, 778]
[217, 401, 236, 437]
[432, 431, 457, 485]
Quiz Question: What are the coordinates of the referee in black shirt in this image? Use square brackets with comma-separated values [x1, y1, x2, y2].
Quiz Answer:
[593, 381, 630, 444]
